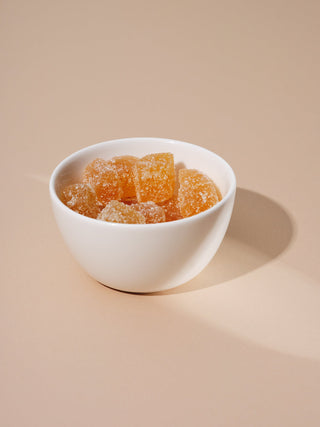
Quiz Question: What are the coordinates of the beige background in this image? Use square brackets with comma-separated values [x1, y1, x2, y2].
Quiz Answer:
[1, 0, 320, 426]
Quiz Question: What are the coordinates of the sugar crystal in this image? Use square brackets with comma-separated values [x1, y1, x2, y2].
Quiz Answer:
[97, 200, 146, 224]
[133, 153, 175, 203]
[131, 202, 165, 224]
[178, 169, 219, 218]
[60, 183, 101, 218]
[82, 158, 122, 205]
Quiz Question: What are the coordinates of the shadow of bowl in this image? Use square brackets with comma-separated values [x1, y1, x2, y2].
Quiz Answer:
[157, 188, 296, 295]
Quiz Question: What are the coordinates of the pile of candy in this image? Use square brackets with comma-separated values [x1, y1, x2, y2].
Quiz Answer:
[60, 153, 222, 224]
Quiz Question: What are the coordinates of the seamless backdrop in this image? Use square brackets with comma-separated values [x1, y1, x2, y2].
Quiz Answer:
[1, 1, 320, 426]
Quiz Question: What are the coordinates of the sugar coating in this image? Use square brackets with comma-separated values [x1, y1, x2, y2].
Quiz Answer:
[60, 183, 101, 218]
[82, 158, 122, 205]
[159, 195, 183, 222]
[133, 153, 175, 203]
[131, 202, 165, 224]
[61, 153, 223, 222]
[178, 169, 219, 218]
[97, 200, 146, 224]
[110, 155, 138, 199]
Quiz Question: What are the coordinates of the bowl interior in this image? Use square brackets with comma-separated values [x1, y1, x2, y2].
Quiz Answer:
[51, 138, 236, 204]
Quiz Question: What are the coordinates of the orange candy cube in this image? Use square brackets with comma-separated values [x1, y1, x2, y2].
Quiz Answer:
[82, 158, 122, 205]
[97, 200, 146, 224]
[60, 183, 102, 218]
[159, 195, 183, 222]
[110, 155, 138, 199]
[131, 202, 165, 224]
[133, 153, 175, 203]
[178, 169, 219, 218]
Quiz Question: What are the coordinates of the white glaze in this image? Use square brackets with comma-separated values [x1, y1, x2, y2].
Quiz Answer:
[49, 138, 236, 293]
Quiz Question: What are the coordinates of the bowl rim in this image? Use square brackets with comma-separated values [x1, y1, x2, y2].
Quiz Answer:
[49, 137, 237, 228]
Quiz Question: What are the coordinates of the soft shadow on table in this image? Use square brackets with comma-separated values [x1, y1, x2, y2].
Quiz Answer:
[156, 187, 296, 295]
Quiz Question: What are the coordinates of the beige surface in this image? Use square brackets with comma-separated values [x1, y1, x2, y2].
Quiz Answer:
[1, 0, 320, 426]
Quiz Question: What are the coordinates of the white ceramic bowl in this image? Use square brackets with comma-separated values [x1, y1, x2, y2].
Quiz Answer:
[49, 138, 236, 293]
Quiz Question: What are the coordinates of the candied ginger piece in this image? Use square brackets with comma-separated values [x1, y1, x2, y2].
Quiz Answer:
[178, 169, 219, 218]
[60, 183, 101, 218]
[133, 153, 175, 203]
[158, 195, 183, 222]
[131, 202, 165, 224]
[82, 158, 122, 205]
[97, 200, 146, 224]
[110, 155, 138, 199]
